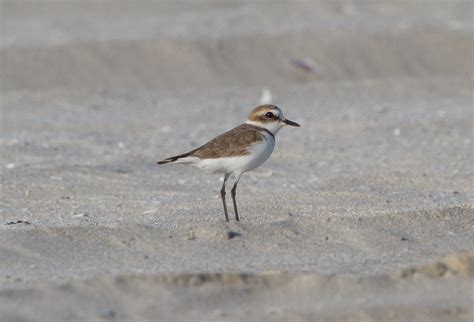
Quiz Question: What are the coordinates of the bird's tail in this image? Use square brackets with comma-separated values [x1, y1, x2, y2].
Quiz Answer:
[157, 157, 179, 165]
[157, 151, 194, 165]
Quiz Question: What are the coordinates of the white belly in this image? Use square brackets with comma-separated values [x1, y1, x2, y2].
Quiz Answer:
[187, 133, 275, 175]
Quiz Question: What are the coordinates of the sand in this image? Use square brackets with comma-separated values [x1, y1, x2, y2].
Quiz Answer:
[1, 1, 473, 321]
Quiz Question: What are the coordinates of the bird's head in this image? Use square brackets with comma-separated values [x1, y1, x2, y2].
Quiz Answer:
[245, 104, 300, 135]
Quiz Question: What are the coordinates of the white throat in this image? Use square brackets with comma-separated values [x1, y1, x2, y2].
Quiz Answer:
[245, 120, 285, 135]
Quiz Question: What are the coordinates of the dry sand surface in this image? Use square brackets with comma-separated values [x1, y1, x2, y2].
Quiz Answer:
[1, 1, 473, 321]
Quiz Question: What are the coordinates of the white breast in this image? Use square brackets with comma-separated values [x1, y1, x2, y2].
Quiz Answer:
[190, 132, 275, 175]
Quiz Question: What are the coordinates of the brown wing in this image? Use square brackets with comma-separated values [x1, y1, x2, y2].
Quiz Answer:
[189, 123, 265, 159]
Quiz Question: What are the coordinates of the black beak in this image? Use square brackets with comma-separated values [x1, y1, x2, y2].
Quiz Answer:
[283, 119, 300, 127]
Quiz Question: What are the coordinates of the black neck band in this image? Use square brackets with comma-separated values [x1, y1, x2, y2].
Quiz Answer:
[261, 128, 275, 140]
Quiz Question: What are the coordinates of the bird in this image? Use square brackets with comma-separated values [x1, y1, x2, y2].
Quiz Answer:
[157, 104, 300, 221]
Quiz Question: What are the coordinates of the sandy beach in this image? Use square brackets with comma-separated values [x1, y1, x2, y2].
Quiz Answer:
[1, 1, 473, 321]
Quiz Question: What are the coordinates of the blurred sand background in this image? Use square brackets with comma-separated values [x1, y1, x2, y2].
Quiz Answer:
[0, 0, 473, 321]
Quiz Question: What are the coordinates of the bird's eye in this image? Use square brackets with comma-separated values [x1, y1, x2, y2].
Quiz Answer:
[265, 112, 274, 118]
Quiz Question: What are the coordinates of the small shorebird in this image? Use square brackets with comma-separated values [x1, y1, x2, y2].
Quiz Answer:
[157, 104, 300, 221]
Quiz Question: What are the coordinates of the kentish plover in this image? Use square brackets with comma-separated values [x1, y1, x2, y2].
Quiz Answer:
[157, 104, 300, 221]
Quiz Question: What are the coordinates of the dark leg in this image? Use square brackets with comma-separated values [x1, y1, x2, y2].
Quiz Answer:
[220, 174, 230, 222]
[231, 175, 241, 221]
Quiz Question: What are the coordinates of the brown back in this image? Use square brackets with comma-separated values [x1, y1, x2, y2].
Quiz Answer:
[189, 123, 267, 159]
